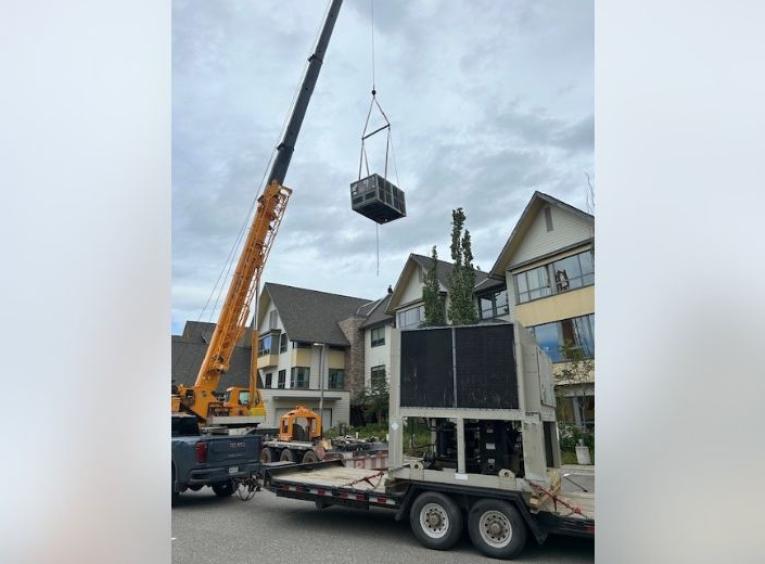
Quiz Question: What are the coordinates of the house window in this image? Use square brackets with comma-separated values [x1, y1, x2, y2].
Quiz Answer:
[277, 370, 286, 389]
[265, 372, 273, 388]
[515, 266, 551, 303]
[478, 287, 509, 319]
[370, 365, 386, 389]
[514, 249, 594, 304]
[292, 341, 312, 349]
[258, 335, 272, 356]
[530, 314, 595, 363]
[552, 251, 594, 292]
[328, 369, 345, 390]
[279, 333, 288, 353]
[370, 326, 385, 347]
[290, 367, 310, 389]
[396, 305, 424, 329]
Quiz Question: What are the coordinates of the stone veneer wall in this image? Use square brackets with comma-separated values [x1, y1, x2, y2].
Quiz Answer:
[338, 316, 366, 401]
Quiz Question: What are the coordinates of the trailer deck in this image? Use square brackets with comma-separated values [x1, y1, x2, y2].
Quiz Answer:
[264, 460, 595, 537]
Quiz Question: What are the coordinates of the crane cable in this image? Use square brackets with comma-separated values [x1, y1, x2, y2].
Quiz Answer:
[358, 0, 393, 276]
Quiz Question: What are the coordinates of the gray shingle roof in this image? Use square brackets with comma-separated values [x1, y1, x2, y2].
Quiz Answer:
[360, 294, 394, 329]
[263, 283, 372, 347]
[171, 328, 252, 390]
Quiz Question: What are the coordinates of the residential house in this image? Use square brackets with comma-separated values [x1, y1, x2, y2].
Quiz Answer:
[386, 253, 491, 330]
[488, 191, 595, 428]
[383, 191, 594, 429]
[255, 282, 374, 428]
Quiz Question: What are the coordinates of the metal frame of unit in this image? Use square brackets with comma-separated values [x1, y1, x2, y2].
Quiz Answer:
[386, 322, 561, 493]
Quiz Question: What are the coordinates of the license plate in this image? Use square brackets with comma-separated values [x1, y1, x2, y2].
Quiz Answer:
[228, 466, 239, 475]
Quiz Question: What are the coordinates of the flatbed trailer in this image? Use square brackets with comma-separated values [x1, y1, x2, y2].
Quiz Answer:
[264, 459, 594, 560]
[261, 323, 595, 559]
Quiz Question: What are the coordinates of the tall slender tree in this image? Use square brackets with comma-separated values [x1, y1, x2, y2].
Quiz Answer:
[447, 208, 477, 325]
[422, 245, 445, 326]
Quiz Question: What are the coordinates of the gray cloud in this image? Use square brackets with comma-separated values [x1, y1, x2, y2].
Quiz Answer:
[172, 0, 593, 331]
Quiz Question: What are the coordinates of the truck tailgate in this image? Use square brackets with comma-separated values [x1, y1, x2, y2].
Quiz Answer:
[206, 435, 261, 464]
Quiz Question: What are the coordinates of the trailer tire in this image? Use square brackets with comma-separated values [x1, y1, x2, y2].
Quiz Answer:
[302, 450, 319, 464]
[467, 499, 527, 560]
[212, 480, 235, 497]
[279, 448, 296, 463]
[260, 447, 275, 463]
[409, 491, 463, 551]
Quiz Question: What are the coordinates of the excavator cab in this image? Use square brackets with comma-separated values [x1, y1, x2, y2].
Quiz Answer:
[278, 406, 322, 442]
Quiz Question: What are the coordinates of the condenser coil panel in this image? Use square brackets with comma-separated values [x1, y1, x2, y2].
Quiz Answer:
[454, 325, 518, 409]
[350, 174, 406, 224]
[400, 324, 518, 410]
[400, 327, 454, 407]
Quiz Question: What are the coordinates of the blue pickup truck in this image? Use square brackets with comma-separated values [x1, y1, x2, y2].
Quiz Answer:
[171, 414, 261, 503]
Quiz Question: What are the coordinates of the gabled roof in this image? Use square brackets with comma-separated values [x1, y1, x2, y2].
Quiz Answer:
[387, 253, 490, 313]
[360, 294, 394, 329]
[489, 191, 593, 277]
[474, 276, 506, 293]
[261, 283, 372, 347]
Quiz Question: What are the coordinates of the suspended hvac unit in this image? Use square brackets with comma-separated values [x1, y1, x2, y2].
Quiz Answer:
[350, 90, 406, 225]
[350, 173, 406, 224]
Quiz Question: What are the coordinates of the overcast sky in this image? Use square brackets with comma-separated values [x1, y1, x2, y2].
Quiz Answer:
[172, 0, 593, 333]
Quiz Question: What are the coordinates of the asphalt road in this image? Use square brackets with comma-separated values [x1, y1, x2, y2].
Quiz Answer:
[172, 476, 594, 564]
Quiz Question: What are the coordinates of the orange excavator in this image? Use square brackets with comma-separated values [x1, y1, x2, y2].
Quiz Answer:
[172, 0, 343, 430]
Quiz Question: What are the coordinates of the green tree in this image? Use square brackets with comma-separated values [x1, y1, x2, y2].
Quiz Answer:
[422, 245, 446, 326]
[357, 376, 389, 424]
[447, 208, 477, 325]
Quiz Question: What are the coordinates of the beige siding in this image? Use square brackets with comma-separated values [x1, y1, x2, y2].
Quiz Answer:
[364, 323, 393, 388]
[510, 205, 592, 268]
[260, 389, 351, 428]
[513, 285, 594, 327]
[399, 266, 424, 305]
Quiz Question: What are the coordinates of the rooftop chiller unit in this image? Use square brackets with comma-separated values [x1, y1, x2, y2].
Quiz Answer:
[350, 173, 406, 224]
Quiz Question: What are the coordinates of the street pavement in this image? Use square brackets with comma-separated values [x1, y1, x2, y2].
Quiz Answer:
[172, 477, 594, 564]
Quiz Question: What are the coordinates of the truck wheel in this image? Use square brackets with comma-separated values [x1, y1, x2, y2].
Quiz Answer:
[212, 480, 235, 497]
[302, 450, 319, 464]
[279, 448, 296, 462]
[467, 499, 527, 559]
[409, 491, 463, 550]
[260, 447, 274, 463]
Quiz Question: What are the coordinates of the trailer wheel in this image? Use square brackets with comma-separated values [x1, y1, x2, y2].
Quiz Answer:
[467, 499, 527, 559]
[260, 447, 274, 463]
[279, 448, 296, 462]
[409, 491, 463, 550]
[302, 450, 319, 464]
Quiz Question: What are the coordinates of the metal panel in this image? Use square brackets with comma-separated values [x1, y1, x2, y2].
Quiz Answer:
[400, 327, 454, 407]
[454, 325, 518, 409]
[350, 174, 406, 224]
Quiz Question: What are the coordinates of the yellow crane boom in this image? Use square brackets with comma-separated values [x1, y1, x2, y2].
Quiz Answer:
[172, 0, 343, 423]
